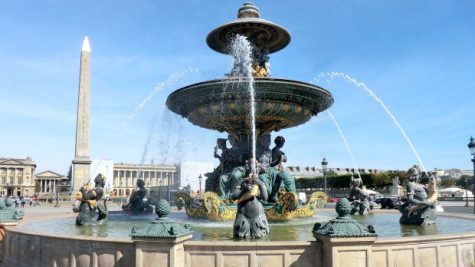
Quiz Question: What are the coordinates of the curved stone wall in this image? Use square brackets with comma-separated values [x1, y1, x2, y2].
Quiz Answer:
[1, 212, 474, 267]
[2, 227, 135, 267]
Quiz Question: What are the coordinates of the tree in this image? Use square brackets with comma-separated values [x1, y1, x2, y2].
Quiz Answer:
[372, 173, 391, 188]
[456, 175, 474, 188]
[440, 178, 457, 188]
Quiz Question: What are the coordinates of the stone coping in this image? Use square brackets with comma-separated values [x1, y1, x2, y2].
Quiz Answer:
[374, 231, 475, 245]
[185, 240, 316, 247]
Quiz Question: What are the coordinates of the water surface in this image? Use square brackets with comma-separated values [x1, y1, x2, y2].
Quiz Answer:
[20, 211, 475, 241]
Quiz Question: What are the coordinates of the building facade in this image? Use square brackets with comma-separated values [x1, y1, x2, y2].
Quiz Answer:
[0, 157, 36, 197]
[112, 163, 179, 197]
[35, 170, 68, 194]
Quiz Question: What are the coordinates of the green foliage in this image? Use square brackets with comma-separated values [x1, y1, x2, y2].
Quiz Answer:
[440, 177, 458, 188]
[372, 173, 392, 187]
[456, 175, 474, 188]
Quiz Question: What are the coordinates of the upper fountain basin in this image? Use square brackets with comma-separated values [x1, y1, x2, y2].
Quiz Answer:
[166, 77, 334, 134]
[206, 2, 291, 55]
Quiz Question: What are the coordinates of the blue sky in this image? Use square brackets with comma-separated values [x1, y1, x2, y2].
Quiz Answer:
[1, 0, 474, 175]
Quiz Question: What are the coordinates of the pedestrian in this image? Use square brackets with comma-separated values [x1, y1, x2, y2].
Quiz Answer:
[29, 197, 33, 207]
[21, 197, 25, 208]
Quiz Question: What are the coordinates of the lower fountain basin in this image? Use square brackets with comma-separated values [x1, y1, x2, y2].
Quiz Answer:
[15, 210, 475, 241]
[4, 210, 475, 267]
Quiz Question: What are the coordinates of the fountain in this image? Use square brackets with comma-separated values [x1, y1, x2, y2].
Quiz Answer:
[166, 2, 332, 222]
[2, 3, 475, 267]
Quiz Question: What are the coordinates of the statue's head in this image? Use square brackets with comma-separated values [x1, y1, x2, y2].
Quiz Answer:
[350, 176, 363, 187]
[94, 174, 106, 187]
[217, 138, 227, 148]
[240, 178, 253, 192]
[407, 165, 420, 182]
[274, 136, 285, 147]
[136, 178, 145, 188]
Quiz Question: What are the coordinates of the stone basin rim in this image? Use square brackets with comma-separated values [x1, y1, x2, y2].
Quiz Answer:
[167, 77, 332, 96]
[10, 210, 475, 242]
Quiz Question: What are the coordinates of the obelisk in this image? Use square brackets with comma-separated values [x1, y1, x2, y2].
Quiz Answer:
[72, 36, 92, 193]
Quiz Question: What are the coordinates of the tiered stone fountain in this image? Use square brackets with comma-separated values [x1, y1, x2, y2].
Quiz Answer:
[166, 2, 333, 221]
[2, 4, 475, 267]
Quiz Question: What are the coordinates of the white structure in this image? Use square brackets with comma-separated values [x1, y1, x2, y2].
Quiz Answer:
[439, 187, 474, 197]
[179, 162, 214, 192]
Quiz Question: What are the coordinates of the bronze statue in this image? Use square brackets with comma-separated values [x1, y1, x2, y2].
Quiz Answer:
[348, 176, 371, 215]
[207, 137, 246, 200]
[122, 178, 152, 214]
[399, 165, 437, 225]
[75, 174, 108, 226]
[259, 136, 296, 202]
[231, 175, 269, 238]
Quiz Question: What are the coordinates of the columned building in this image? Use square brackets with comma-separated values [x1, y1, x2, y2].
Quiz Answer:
[35, 170, 68, 194]
[113, 163, 178, 197]
[0, 157, 36, 197]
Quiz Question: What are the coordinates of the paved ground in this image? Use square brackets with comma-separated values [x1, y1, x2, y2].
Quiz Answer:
[438, 201, 475, 214]
[15, 201, 123, 220]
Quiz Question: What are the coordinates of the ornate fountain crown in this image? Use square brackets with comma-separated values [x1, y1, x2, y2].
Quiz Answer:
[167, 3, 333, 134]
[206, 2, 291, 55]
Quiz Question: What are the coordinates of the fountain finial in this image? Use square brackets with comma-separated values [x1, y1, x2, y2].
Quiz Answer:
[156, 199, 171, 218]
[238, 3, 260, 18]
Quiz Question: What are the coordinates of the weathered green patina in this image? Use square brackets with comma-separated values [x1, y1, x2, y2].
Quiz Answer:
[131, 199, 193, 239]
[0, 198, 24, 225]
[312, 198, 377, 238]
[74, 174, 108, 226]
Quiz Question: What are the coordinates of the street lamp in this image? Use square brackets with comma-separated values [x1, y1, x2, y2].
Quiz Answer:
[465, 177, 469, 207]
[159, 180, 162, 200]
[321, 158, 328, 195]
[54, 182, 60, 207]
[467, 136, 475, 214]
[198, 174, 203, 198]
[119, 181, 123, 207]
[166, 173, 170, 203]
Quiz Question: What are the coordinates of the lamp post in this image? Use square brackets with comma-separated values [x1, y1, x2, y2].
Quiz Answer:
[198, 174, 203, 198]
[321, 158, 328, 195]
[119, 181, 123, 207]
[465, 177, 469, 207]
[159, 180, 162, 200]
[54, 182, 60, 207]
[467, 136, 475, 214]
[166, 173, 170, 203]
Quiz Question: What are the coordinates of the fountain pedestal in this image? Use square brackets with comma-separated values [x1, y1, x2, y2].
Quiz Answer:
[134, 236, 191, 267]
[313, 199, 377, 267]
[131, 200, 193, 267]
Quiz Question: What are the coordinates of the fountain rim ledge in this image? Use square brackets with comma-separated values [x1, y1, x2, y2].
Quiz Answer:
[168, 77, 331, 94]
[8, 210, 475, 242]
